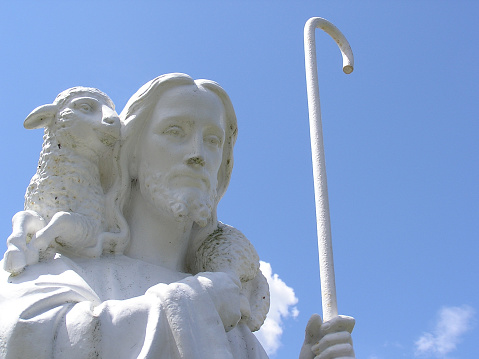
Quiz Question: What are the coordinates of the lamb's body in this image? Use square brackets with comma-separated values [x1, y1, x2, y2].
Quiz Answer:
[24, 128, 106, 230]
[26, 127, 107, 235]
[192, 222, 270, 332]
[3, 87, 120, 275]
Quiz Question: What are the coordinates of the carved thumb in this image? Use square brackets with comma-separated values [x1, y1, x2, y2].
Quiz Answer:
[304, 313, 323, 345]
[299, 314, 323, 359]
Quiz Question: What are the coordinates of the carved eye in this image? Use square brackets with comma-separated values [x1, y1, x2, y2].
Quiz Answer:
[163, 126, 185, 138]
[76, 103, 93, 113]
[205, 134, 222, 147]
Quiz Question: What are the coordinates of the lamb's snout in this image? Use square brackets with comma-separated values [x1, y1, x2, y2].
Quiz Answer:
[102, 117, 117, 126]
[98, 104, 121, 139]
[101, 105, 119, 125]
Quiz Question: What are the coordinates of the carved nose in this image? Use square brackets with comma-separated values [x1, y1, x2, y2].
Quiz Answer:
[186, 156, 206, 167]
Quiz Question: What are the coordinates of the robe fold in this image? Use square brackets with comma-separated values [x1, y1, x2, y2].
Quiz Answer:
[0, 255, 268, 359]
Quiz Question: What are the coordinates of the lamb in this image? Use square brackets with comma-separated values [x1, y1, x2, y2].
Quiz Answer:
[3, 87, 121, 275]
[190, 222, 270, 332]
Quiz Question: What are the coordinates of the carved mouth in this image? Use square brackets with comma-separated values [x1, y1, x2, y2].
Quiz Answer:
[170, 172, 209, 190]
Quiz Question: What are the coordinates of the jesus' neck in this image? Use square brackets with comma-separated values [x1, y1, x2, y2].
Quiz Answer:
[123, 184, 193, 273]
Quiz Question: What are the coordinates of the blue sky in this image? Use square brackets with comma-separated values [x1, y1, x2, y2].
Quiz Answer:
[0, 1, 478, 358]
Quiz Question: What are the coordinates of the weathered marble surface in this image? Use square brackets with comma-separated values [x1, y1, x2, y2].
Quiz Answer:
[0, 74, 354, 358]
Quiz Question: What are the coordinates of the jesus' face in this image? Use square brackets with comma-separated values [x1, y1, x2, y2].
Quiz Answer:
[137, 85, 226, 226]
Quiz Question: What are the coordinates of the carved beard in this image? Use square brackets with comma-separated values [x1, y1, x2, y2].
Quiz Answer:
[138, 164, 216, 227]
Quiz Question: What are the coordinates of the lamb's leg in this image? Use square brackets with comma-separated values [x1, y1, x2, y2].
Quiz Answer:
[33, 211, 99, 256]
[3, 210, 46, 275]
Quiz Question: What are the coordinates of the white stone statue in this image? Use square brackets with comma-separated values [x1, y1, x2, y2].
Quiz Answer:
[3, 87, 122, 275]
[0, 73, 354, 358]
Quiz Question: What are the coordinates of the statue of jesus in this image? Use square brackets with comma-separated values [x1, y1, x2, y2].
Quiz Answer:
[0, 73, 354, 358]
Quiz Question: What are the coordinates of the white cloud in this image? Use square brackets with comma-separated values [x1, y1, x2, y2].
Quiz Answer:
[415, 305, 476, 358]
[254, 261, 299, 356]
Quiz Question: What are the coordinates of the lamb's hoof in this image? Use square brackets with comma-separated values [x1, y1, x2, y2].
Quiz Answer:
[3, 247, 27, 276]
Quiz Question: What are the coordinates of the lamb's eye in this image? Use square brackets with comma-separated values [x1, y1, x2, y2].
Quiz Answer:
[77, 103, 92, 113]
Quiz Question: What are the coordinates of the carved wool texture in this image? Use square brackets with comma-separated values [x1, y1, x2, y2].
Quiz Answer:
[25, 127, 107, 230]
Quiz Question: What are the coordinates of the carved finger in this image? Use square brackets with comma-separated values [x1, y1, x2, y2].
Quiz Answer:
[312, 331, 353, 355]
[319, 315, 355, 337]
[315, 343, 355, 359]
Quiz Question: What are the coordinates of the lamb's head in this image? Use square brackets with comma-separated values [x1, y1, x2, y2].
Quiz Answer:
[24, 87, 120, 156]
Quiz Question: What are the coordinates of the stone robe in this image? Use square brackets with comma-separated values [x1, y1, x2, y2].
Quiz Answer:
[0, 255, 268, 359]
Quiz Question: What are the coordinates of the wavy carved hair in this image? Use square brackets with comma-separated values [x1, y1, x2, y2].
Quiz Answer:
[109, 73, 238, 259]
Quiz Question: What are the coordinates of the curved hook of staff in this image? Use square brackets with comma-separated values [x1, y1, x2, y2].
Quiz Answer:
[304, 17, 354, 323]
[305, 17, 354, 74]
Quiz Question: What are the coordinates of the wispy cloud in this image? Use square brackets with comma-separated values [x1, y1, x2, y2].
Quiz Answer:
[254, 261, 299, 356]
[415, 305, 476, 358]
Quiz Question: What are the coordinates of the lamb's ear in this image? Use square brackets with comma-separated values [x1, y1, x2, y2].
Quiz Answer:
[24, 104, 58, 129]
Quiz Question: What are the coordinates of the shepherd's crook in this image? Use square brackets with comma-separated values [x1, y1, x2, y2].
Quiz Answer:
[304, 17, 354, 322]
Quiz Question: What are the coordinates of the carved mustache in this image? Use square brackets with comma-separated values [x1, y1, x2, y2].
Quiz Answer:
[167, 168, 210, 190]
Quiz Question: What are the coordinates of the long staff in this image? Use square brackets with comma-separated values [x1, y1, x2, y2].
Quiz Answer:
[304, 17, 354, 322]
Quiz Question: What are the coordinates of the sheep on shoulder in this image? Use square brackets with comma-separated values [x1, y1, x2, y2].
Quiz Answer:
[190, 222, 270, 332]
[3, 87, 121, 275]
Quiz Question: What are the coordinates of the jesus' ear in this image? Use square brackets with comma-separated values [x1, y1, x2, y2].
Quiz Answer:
[24, 104, 58, 130]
